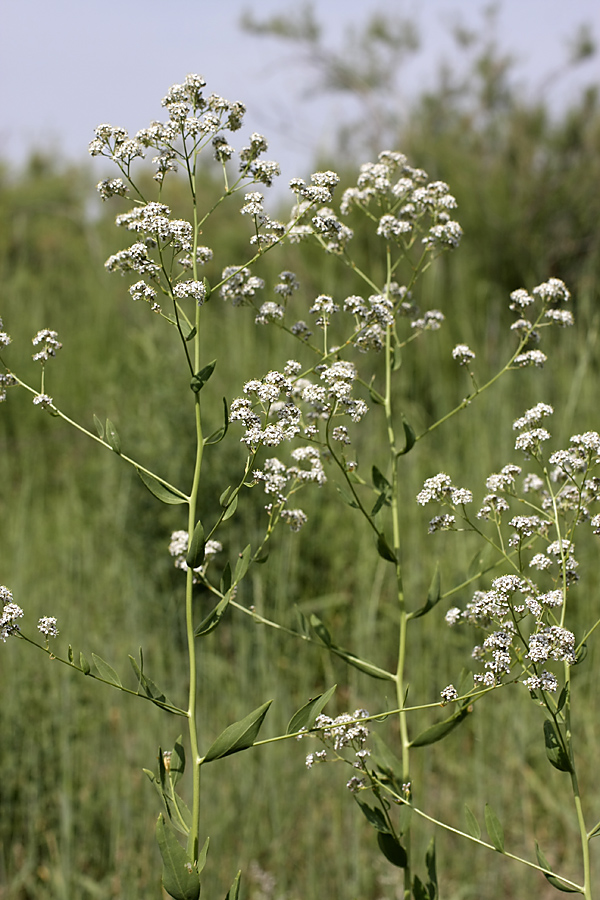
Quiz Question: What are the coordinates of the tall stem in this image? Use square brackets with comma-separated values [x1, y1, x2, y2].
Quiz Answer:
[384, 307, 411, 896]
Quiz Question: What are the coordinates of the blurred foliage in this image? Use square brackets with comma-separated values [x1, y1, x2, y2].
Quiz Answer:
[1, 10, 600, 898]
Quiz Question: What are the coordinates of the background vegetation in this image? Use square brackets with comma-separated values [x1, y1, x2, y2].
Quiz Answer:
[1, 13, 599, 899]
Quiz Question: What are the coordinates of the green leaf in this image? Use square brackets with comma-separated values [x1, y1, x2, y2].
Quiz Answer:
[575, 642, 588, 665]
[93, 414, 104, 438]
[68, 645, 74, 664]
[372, 465, 391, 493]
[425, 837, 438, 897]
[536, 842, 583, 892]
[184, 325, 197, 342]
[397, 418, 416, 456]
[355, 797, 390, 833]
[170, 736, 185, 787]
[137, 469, 186, 505]
[484, 803, 505, 853]
[410, 702, 471, 747]
[196, 836, 209, 875]
[194, 592, 232, 636]
[376, 532, 397, 563]
[377, 831, 407, 868]
[222, 493, 238, 522]
[105, 418, 121, 454]
[204, 398, 229, 446]
[155, 815, 200, 900]
[203, 700, 272, 763]
[92, 653, 122, 687]
[410, 564, 441, 619]
[79, 652, 91, 675]
[557, 685, 569, 713]
[368, 732, 404, 789]
[190, 360, 216, 394]
[129, 654, 174, 711]
[464, 804, 481, 839]
[219, 486, 232, 506]
[220, 562, 232, 596]
[309, 613, 395, 681]
[225, 871, 241, 900]
[371, 492, 389, 516]
[186, 519, 205, 569]
[368, 383, 385, 406]
[286, 685, 337, 734]
[335, 484, 359, 508]
[544, 719, 572, 772]
[233, 544, 252, 583]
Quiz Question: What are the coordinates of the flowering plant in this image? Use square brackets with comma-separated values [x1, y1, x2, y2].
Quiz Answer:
[1, 74, 596, 898]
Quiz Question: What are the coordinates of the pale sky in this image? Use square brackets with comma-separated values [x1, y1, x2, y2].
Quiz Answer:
[1, 0, 598, 182]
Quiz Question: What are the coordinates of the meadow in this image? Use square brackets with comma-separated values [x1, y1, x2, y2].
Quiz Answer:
[1, 40, 600, 900]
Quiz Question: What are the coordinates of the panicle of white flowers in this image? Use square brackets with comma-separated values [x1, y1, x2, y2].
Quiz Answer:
[105, 243, 161, 278]
[440, 684, 458, 703]
[33, 394, 53, 409]
[129, 281, 160, 312]
[220, 267, 265, 306]
[173, 281, 207, 306]
[32, 329, 62, 362]
[417, 474, 472, 507]
[38, 616, 59, 638]
[97, 178, 128, 201]
[304, 709, 370, 772]
[1, 587, 24, 642]
[452, 344, 475, 365]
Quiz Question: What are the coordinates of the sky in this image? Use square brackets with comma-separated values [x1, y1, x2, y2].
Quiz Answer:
[1, 0, 599, 184]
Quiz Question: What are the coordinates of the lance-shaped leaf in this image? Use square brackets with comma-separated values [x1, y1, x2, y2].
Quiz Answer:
[234, 544, 252, 583]
[222, 493, 238, 522]
[286, 685, 337, 735]
[79, 652, 91, 675]
[137, 469, 187, 505]
[92, 653, 122, 687]
[536, 842, 583, 892]
[425, 837, 438, 897]
[183, 325, 196, 342]
[203, 700, 272, 763]
[410, 564, 441, 619]
[410, 702, 471, 747]
[377, 832, 407, 868]
[105, 418, 121, 454]
[144, 769, 191, 837]
[309, 614, 395, 681]
[543, 719, 572, 772]
[225, 871, 241, 900]
[204, 398, 229, 446]
[485, 803, 505, 853]
[376, 532, 397, 564]
[93, 414, 104, 438]
[156, 814, 200, 900]
[170, 736, 186, 787]
[368, 732, 404, 790]
[354, 797, 391, 833]
[396, 418, 416, 456]
[464, 804, 481, 839]
[186, 519, 205, 569]
[194, 592, 232, 637]
[190, 360, 216, 394]
[335, 484, 360, 508]
[129, 654, 174, 711]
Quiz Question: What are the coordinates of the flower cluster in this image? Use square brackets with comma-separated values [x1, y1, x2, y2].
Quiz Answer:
[301, 709, 371, 790]
[509, 278, 573, 368]
[428, 401, 600, 693]
[32, 329, 62, 363]
[1, 587, 58, 643]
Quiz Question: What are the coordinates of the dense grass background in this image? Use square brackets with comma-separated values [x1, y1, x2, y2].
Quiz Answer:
[1, 43, 600, 900]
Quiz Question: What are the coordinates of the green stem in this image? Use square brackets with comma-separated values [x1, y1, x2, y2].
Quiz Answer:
[187, 386, 204, 863]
